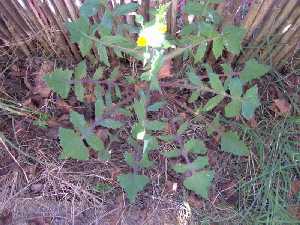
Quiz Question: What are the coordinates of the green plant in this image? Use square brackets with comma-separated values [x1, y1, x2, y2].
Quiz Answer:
[43, 0, 271, 203]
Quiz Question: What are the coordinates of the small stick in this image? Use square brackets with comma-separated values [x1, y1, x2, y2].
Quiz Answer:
[0, 136, 29, 183]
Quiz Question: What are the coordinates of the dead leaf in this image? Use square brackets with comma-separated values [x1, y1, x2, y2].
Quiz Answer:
[273, 98, 291, 114]
[56, 99, 72, 113]
[158, 59, 172, 79]
[290, 180, 300, 196]
[33, 61, 54, 97]
[288, 205, 300, 219]
[249, 117, 257, 128]
[187, 194, 204, 209]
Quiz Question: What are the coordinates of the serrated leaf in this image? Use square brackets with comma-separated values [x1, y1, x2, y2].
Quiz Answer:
[221, 63, 232, 74]
[95, 85, 105, 117]
[177, 121, 189, 135]
[59, 128, 89, 160]
[202, 95, 224, 112]
[113, 3, 138, 16]
[173, 156, 209, 173]
[80, 0, 101, 17]
[93, 67, 103, 80]
[74, 83, 85, 102]
[85, 133, 104, 151]
[212, 36, 224, 58]
[183, 171, 214, 199]
[242, 85, 260, 119]
[208, 72, 224, 92]
[207, 114, 221, 136]
[240, 59, 270, 83]
[65, 17, 90, 43]
[194, 42, 207, 63]
[184, 139, 207, 154]
[145, 120, 166, 131]
[161, 149, 181, 158]
[96, 43, 110, 66]
[221, 131, 249, 156]
[186, 66, 202, 86]
[199, 22, 217, 38]
[188, 91, 200, 103]
[70, 111, 87, 132]
[98, 119, 123, 129]
[223, 25, 245, 54]
[117, 173, 149, 203]
[74, 60, 87, 79]
[147, 101, 166, 112]
[44, 68, 72, 98]
[79, 37, 93, 56]
[228, 77, 243, 97]
[225, 100, 242, 118]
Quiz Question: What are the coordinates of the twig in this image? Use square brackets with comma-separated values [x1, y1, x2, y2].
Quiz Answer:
[0, 135, 29, 183]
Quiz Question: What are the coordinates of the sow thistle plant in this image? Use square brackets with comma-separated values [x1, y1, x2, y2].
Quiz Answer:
[43, 0, 270, 203]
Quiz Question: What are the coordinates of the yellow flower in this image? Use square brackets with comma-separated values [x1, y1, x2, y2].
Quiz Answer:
[158, 24, 167, 33]
[136, 36, 149, 47]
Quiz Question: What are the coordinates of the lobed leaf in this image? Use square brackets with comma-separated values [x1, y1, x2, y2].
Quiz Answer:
[59, 128, 89, 160]
[183, 171, 214, 199]
[221, 131, 249, 156]
[44, 68, 72, 99]
[117, 173, 149, 203]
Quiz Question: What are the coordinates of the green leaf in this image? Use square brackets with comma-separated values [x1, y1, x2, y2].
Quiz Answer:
[157, 135, 176, 142]
[184, 139, 207, 154]
[95, 85, 105, 117]
[240, 59, 270, 83]
[74, 60, 86, 79]
[194, 42, 207, 63]
[124, 152, 136, 168]
[117, 173, 149, 203]
[70, 111, 87, 132]
[100, 10, 113, 35]
[208, 0, 224, 3]
[80, 0, 101, 17]
[177, 121, 189, 135]
[145, 120, 166, 131]
[242, 85, 260, 119]
[228, 77, 243, 97]
[202, 95, 224, 112]
[147, 101, 166, 112]
[207, 114, 221, 136]
[188, 91, 200, 103]
[143, 135, 158, 154]
[113, 3, 138, 16]
[184, 1, 205, 16]
[96, 43, 110, 66]
[85, 133, 104, 152]
[225, 100, 242, 118]
[44, 68, 72, 98]
[199, 22, 217, 38]
[212, 36, 224, 58]
[223, 25, 245, 54]
[79, 37, 93, 56]
[133, 99, 146, 123]
[183, 171, 214, 199]
[186, 66, 202, 86]
[131, 122, 145, 140]
[93, 67, 104, 80]
[65, 17, 90, 43]
[221, 63, 232, 74]
[59, 128, 89, 160]
[173, 156, 209, 173]
[161, 149, 181, 158]
[208, 72, 224, 92]
[74, 83, 85, 102]
[221, 131, 249, 156]
[98, 119, 123, 129]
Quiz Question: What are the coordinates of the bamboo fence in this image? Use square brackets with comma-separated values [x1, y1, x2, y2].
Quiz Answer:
[0, 0, 299, 69]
